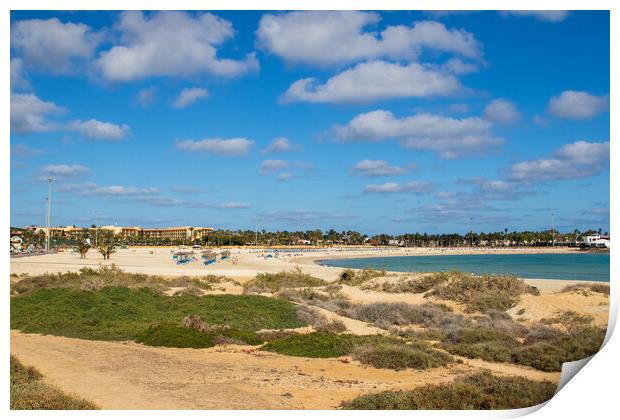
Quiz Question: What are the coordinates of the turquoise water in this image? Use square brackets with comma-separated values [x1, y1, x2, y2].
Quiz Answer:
[320, 253, 610, 282]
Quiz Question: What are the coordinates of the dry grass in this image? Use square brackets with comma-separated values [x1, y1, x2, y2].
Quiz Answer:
[11, 265, 230, 296]
[561, 283, 610, 297]
[11, 355, 98, 410]
[339, 268, 387, 286]
[426, 272, 539, 313]
[243, 267, 327, 293]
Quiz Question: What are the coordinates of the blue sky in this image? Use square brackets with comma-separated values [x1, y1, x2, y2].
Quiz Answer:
[10, 10, 610, 235]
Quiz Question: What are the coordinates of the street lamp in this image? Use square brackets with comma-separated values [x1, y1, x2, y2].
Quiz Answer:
[44, 178, 55, 253]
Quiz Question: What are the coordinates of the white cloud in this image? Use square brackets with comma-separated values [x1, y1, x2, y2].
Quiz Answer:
[215, 202, 249, 209]
[364, 181, 434, 194]
[95, 11, 258, 81]
[176, 138, 254, 156]
[258, 209, 354, 223]
[11, 17, 102, 74]
[277, 172, 293, 182]
[281, 61, 461, 104]
[259, 159, 288, 174]
[10, 93, 66, 134]
[173, 87, 209, 108]
[136, 86, 157, 107]
[509, 140, 609, 182]
[484, 99, 521, 125]
[257, 12, 481, 67]
[262, 137, 299, 153]
[441, 58, 479, 75]
[41, 164, 90, 178]
[548, 90, 609, 119]
[335, 110, 501, 159]
[352, 159, 407, 176]
[501, 11, 569, 22]
[11, 144, 42, 157]
[10, 58, 29, 90]
[67, 119, 130, 141]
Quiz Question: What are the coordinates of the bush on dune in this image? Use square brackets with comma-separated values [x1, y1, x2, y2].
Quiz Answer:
[243, 268, 327, 293]
[427, 273, 539, 313]
[440, 312, 606, 372]
[261, 331, 453, 370]
[134, 323, 262, 348]
[340, 371, 557, 410]
[339, 268, 386, 286]
[352, 342, 454, 370]
[368, 272, 451, 294]
[11, 355, 97, 410]
[11, 265, 229, 296]
[345, 302, 463, 330]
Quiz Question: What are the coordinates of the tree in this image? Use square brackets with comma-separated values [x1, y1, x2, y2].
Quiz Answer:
[76, 241, 90, 259]
[98, 240, 116, 260]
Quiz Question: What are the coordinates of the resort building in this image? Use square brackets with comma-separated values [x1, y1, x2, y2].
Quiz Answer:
[28, 225, 214, 241]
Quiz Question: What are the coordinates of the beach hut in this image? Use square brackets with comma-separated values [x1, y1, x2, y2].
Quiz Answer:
[173, 251, 194, 265]
[202, 250, 217, 265]
[220, 250, 231, 260]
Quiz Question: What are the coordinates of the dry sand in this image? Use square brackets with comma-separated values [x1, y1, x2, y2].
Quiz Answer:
[10, 331, 560, 409]
[9, 246, 608, 409]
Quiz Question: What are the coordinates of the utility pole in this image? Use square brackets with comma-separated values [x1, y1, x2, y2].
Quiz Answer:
[45, 178, 54, 253]
[95, 210, 99, 247]
[470, 217, 473, 248]
[551, 212, 555, 247]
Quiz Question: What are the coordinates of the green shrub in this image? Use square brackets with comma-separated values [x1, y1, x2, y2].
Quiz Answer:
[261, 332, 361, 358]
[441, 321, 606, 372]
[11, 287, 304, 341]
[243, 268, 326, 293]
[261, 332, 400, 359]
[11, 355, 98, 410]
[134, 323, 262, 348]
[352, 343, 454, 370]
[341, 371, 557, 410]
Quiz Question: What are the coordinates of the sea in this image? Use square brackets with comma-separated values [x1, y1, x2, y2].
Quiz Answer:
[319, 253, 610, 282]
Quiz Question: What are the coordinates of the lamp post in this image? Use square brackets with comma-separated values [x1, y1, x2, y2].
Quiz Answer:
[45, 178, 54, 253]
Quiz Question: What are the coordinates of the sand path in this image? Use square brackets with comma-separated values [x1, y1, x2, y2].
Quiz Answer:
[11, 331, 560, 409]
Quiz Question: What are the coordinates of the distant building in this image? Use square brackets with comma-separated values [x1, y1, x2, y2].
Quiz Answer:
[28, 225, 214, 241]
[582, 234, 610, 248]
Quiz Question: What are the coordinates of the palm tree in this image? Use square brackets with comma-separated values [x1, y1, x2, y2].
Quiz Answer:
[98, 238, 116, 260]
[76, 241, 90, 259]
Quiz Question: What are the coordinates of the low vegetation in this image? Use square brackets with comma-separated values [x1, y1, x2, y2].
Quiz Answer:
[11, 287, 305, 341]
[277, 286, 352, 313]
[426, 272, 540, 313]
[339, 268, 387, 286]
[440, 311, 606, 372]
[134, 323, 262, 348]
[243, 268, 327, 293]
[296, 305, 347, 332]
[364, 272, 451, 294]
[345, 302, 463, 330]
[262, 331, 453, 370]
[341, 371, 557, 410]
[10, 265, 231, 296]
[352, 342, 454, 370]
[11, 355, 98, 410]
[561, 283, 610, 297]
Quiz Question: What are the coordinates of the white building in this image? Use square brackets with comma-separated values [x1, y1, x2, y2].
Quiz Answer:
[582, 234, 610, 248]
